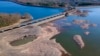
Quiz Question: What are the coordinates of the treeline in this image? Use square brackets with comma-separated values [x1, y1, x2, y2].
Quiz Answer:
[0, 13, 32, 28]
[13, 0, 68, 8]
[78, 2, 100, 6]
[13, 0, 69, 7]
[25, 2, 67, 7]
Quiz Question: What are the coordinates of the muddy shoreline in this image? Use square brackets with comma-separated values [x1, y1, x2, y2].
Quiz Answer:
[0, 22, 71, 56]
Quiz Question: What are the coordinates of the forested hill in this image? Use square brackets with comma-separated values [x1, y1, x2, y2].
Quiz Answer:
[1, 0, 100, 7]
[0, 0, 10, 1]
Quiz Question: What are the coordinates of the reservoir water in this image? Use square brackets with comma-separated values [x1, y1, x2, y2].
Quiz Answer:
[0, 1, 63, 19]
[55, 6, 100, 56]
[0, 1, 63, 46]
[1, 1, 100, 56]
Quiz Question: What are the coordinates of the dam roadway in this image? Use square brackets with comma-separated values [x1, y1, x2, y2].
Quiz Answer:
[0, 12, 66, 33]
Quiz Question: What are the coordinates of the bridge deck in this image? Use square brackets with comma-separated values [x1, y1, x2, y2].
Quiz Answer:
[0, 12, 65, 33]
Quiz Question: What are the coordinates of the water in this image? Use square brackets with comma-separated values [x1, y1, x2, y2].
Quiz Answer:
[0, 1, 63, 19]
[55, 7, 100, 56]
[1, 1, 100, 56]
[10, 35, 37, 46]
[0, 1, 63, 46]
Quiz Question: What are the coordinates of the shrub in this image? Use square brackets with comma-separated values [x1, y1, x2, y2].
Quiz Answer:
[0, 13, 21, 28]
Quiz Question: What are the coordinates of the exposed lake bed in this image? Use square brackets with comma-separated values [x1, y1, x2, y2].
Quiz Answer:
[0, 1, 100, 56]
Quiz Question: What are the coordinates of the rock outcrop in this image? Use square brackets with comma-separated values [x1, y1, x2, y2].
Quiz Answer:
[80, 23, 90, 29]
[90, 23, 97, 27]
[73, 35, 85, 49]
[73, 19, 88, 25]
[84, 31, 90, 35]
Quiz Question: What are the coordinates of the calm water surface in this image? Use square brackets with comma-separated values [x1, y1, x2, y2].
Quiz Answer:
[1, 1, 100, 56]
[55, 6, 100, 56]
[0, 1, 63, 19]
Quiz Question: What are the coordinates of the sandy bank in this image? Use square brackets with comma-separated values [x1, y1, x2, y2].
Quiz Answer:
[0, 22, 70, 56]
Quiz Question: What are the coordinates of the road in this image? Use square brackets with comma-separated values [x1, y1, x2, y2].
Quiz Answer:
[0, 12, 66, 33]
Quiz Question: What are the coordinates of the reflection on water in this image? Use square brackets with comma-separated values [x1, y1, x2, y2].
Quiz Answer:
[55, 7, 100, 56]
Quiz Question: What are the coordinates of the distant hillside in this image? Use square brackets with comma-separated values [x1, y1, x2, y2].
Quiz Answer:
[15, 0, 69, 3]
[11, 0, 70, 7]
[1, 0, 100, 7]
[0, 0, 10, 1]
[13, 0, 100, 7]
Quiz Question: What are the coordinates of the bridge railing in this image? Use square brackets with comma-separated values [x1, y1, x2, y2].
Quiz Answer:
[27, 12, 65, 23]
[0, 12, 66, 33]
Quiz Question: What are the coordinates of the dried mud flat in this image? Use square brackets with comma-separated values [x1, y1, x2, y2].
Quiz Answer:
[0, 22, 70, 56]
